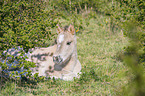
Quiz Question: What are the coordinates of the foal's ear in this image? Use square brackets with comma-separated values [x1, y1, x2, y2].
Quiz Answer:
[68, 24, 75, 35]
[56, 24, 63, 34]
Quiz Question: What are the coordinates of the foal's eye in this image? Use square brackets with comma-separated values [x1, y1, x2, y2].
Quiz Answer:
[66, 41, 72, 45]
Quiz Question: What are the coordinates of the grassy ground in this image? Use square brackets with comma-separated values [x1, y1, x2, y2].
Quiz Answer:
[0, 12, 130, 96]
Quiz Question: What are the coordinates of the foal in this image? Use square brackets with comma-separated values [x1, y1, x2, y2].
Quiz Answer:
[29, 24, 81, 81]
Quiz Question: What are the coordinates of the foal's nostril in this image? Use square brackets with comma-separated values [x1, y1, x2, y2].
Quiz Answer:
[53, 55, 63, 63]
[53, 56, 58, 61]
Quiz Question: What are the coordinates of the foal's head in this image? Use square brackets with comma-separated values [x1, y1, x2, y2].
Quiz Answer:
[53, 24, 76, 65]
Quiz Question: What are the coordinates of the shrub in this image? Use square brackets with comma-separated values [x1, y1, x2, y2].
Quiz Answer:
[0, 0, 57, 79]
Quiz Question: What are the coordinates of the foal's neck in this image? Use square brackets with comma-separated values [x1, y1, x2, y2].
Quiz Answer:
[66, 34, 78, 71]
[73, 35, 77, 61]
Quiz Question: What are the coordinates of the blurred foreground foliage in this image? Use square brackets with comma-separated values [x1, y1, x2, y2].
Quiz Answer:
[118, 22, 145, 96]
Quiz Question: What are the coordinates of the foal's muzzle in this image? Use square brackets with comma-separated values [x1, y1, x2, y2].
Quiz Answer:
[53, 55, 63, 64]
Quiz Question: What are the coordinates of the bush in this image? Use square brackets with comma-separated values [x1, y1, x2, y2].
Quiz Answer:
[0, 0, 57, 79]
[50, 0, 104, 13]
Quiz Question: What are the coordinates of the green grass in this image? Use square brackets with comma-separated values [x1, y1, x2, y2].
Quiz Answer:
[0, 13, 130, 96]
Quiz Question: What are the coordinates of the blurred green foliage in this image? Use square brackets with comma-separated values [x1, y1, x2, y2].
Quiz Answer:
[118, 22, 145, 95]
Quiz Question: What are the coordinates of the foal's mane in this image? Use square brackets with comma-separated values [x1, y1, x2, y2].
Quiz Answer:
[64, 25, 69, 32]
